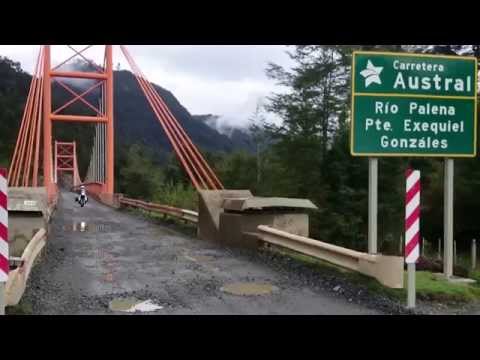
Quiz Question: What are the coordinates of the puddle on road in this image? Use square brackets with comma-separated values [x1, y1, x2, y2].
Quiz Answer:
[62, 223, 113, 233]
[184, 255, 215, 263]
[109, 298, 163, 313]
[220, 283, 279, 296]
[109, 298, 139, 312]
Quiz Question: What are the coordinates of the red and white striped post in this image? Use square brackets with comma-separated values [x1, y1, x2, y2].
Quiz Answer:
[0, 168, 8, 315]
[405, 168, 420, 308]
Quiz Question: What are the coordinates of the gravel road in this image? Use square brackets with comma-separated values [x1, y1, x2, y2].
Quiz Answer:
[18, 191, 414, 315]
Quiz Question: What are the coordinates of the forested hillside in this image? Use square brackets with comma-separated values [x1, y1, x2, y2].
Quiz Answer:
[3, 46, 480, 255]
[210, 45, 480, 253]
[0, 57, 31, 167]
[0, 58, 254, 172]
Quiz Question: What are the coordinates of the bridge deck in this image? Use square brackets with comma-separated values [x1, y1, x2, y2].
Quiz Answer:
[20, 191, 379, 315]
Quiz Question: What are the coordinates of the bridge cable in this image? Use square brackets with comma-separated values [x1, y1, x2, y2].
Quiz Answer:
[120, 46, 223, 190]
[121, 45, 222, 190]
[9, 46, 44, 187]
[119, 48, 203, 189]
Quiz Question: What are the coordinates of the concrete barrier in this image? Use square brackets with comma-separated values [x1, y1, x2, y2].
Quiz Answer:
[197, 190, 253, 242]
[257, 225, 404, 289]
[8, 187, 48, 216]
[219, 196, 317, 248]
[220, 212, 310, 248]
[7, 187, 48, 257]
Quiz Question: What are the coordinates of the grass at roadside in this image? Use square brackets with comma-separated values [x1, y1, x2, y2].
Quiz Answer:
[269, 246, 480, 304]
[5, 300, 33, 315]
[415, 271, 480, 302]
[469, 269, 480, 283]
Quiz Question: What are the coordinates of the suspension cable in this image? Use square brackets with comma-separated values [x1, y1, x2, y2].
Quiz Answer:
[9, 46, 43, 187]
[120, 45, 224, 190]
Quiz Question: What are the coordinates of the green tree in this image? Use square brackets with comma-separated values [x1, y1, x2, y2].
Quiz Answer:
[0, 56, 31, 167]
[248, 101, 269, 188]
[260, 45, 445, 249]
[118, 143, 163, 199]
[216, 151, 258, 191]
[263, 46, 355, 199]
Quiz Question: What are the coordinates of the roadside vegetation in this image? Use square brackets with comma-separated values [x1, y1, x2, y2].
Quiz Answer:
[112, 46, 480, 306]
[272, 246, 480, 304]
[5, 300, 33, 315]
[3, 47, 480, 308]
[114, 46, 480, 256]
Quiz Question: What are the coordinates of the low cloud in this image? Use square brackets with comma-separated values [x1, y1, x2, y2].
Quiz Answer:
[56, 61, 97, 91]
[0, 45, 294, 127]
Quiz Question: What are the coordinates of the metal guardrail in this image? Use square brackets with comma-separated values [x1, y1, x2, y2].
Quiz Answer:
[119, 197, 198, 224]
[257, 225, 404, 288]
[6, 228, 47, 306]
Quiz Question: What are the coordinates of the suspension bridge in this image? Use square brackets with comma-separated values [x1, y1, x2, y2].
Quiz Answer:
[1, 45, 404, 315]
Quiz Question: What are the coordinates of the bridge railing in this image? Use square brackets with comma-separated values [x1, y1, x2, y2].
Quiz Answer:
[119, 197, 198, 224]
[6, 228, 47, 306]
[257, 225, 404, 289]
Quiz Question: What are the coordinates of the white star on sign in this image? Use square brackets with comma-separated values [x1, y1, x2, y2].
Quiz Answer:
[360, 60, 383, 87]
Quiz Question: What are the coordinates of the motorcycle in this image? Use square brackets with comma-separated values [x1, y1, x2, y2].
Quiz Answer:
[75, 194, 88, 207]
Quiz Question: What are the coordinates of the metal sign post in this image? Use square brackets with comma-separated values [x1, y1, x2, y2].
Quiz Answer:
[368, 157, 378, 254]
[407, 263, 416, 308]
[405, 169, 420, 309]
[472, 239, 477, 271]
[443, 159, 454, 277]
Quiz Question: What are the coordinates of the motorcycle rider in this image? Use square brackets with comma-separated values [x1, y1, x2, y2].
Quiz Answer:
[75, 185, 88, 206]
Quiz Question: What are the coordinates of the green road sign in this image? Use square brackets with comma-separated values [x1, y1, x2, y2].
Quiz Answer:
[351, 51, 478, 157]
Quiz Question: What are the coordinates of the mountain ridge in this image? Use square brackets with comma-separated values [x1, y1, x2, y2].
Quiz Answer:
[114, 70, 255, 161]
[0, 56, 254, 171]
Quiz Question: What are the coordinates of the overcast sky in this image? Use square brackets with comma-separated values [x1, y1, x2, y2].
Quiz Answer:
[0, 45, 294, 127]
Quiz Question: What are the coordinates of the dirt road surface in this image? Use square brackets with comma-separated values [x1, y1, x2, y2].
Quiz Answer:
[21, 192, 384, 315]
